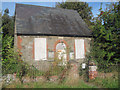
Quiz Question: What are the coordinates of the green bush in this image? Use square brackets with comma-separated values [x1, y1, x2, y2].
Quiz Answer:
[2, 35, 39, 82]
[87, 2, 120, 72]
[2, 35, 20, 74]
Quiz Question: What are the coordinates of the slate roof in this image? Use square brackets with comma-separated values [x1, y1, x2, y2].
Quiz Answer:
[15, 3, 91, 37]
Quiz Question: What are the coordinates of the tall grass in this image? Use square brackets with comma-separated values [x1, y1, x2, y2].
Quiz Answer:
[89, 76, 118, 88]
[5, 79, 97, 88]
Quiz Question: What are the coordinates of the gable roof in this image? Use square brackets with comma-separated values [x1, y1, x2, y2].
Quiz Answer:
[15, 3, 91, 37]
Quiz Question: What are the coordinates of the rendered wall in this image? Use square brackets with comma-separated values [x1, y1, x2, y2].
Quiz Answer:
[15, 35, 91, 71]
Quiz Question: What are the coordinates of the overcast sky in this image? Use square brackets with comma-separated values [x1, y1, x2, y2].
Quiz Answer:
[1, 2, 115, 17]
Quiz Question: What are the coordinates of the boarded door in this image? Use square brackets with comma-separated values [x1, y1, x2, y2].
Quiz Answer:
[75, 39, 85, 59]
[34, 38, 47, 60]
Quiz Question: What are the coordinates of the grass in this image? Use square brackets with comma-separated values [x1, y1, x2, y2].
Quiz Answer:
[91, 77, 118, 88]
[4, 79, 97, 88]
[89, 73, 118, 88]
[4, 71, 119, 88]
[4, 76, 118, 88]
[3, 69, 119, 88]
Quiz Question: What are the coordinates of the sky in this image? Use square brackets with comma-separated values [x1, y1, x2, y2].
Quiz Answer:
[1, 1, 115, 17]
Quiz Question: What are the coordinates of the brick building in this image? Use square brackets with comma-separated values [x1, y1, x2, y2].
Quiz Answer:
[14, 4, 91, 71]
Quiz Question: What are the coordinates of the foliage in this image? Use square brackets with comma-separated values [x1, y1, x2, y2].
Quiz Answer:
[89, 75, 118, 88]
[2, 9, 15, 75]
[2, 8, 14, 37]
[88, 2, 120, 71]
[1, 34, 38, 82]
[56, 1, 94, 29]
[1, 9, 25, 81]
[79, 60, 89, 82]
[44, 57, 66, 80]
[2, 35, 20, 74]
[0, 13, 2, 77]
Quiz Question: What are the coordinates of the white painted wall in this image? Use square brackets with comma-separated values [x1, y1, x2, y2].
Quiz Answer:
[75, 39, 85, 59]
[34, 38, 47, 60]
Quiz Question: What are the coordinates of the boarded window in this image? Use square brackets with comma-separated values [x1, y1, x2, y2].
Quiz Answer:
[70, 52, 74, 60]
[34, 38, 47, 60]
[48, 51, 54, 59]
[75, 39, 85, 59]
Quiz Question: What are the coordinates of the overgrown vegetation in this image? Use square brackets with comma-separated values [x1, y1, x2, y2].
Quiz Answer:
[87, 2, 120, 72]
[1, 34, 37, 82]
[1, 1, 119, 88]
[1, 9, 40, 81]
[1, 8, 15, 74]
[89, 74, 118, 88]
[2, 35, 19, 74]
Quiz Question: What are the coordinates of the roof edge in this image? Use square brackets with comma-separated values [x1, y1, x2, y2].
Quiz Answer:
[16, 33, 92, 38]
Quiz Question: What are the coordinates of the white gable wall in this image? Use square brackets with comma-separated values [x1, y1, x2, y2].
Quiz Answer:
[34, 38, 47, 60]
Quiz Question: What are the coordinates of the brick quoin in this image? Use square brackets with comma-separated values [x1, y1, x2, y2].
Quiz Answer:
[17, 36, 22, 55]
[17, 36, 22, 49]
[54, 40, 69, 61]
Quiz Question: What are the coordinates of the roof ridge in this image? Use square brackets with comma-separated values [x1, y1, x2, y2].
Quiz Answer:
[16, 3, 55, 9]
[15, 3, 77, 13]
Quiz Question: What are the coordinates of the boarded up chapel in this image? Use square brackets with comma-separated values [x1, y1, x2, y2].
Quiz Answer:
[14, 4, 91, 70]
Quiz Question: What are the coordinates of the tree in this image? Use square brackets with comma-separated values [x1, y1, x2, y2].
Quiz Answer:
[2, 9, 15, 60]
[1, 9, 16, 74]
[2, 8, 14, 37]
[0, 12, 2, 76]
[88, 2, 120, 71]
[56, 1, 94, 29]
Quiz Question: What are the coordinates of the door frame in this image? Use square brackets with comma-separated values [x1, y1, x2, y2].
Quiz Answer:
[54, 40, 69, 61]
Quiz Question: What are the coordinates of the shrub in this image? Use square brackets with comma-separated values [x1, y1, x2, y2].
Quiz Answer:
[87, 2, 120, 72]
[2, 35, 20, 75]
[2, 35, 38, 82]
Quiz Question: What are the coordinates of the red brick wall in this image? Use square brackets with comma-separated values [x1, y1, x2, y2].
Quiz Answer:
[17, 36, 22, 55]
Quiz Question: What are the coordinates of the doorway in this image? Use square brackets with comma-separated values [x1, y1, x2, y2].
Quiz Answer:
[55, 40, 68, 65]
